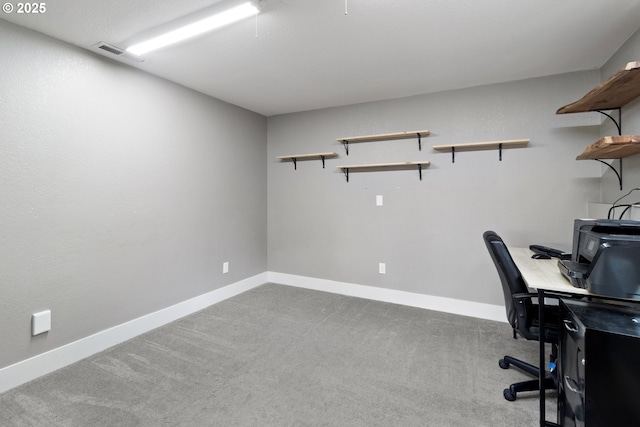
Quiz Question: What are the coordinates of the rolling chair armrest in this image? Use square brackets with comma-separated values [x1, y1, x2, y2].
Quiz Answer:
[511, 292, 559, 342]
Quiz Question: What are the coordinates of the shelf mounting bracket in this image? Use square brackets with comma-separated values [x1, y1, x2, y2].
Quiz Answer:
[418, 164, 423, 180]
[592, 108, 623, 190]
[341, 140, 349, 156]
[342, 168, 349, 182]
[595, 108, 622, 136]
[320, 155, 326, 168]
[595, 158, 623, 191]
[291, 157, 297, 170]
[417, 133, 423, 151]
[446, 142, 508, 163]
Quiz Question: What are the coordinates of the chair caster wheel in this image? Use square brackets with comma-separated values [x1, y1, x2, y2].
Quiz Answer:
[503, 388, 516, 401]
[499, 359, 510, 369]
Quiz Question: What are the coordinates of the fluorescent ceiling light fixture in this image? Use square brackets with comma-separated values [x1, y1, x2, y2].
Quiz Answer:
[127, 2, 258, 56]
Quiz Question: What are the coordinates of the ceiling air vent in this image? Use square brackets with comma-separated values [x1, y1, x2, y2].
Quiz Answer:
[94, 42, 144, 62]
[97, 42, 125, 55]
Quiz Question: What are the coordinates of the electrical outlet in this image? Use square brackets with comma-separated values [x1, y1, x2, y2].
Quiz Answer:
[379, 263, 386, 274]
[223, 262, 229, 274]
[32, 310, 51, 336]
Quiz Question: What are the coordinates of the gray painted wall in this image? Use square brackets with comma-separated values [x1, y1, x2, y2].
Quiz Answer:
[601, 28, 640, 203]
[2, 17, 637, 375]
[0, 20, 267, 369]
[267, 72, 604, 306]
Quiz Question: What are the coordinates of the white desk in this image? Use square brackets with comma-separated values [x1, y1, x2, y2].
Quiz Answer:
[510, 248, 589, 296]
[512, 247, 640, 426]
[511, 248, 586, 427]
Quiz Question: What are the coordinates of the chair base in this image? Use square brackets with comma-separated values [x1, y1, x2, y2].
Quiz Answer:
[499, 355, 555, 401]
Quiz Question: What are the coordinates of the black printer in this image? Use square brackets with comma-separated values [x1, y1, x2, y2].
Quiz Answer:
[558, 219, 640, 300]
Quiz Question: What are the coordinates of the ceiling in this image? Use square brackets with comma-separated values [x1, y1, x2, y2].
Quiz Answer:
[3, 0, 640, 116]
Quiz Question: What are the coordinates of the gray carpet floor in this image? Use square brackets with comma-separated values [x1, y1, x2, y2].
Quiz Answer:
[0, 283, 555, 426]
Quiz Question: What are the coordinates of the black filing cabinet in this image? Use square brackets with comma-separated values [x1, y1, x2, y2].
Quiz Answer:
[558, 299, 640, 426]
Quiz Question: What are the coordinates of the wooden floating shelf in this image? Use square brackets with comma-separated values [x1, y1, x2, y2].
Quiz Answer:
[336, 129, 430, 154]
[557, 61, 640, 114]
[576, 135, 640, 160]
[337, 161, 431, 169]
[277, 152, 338, 161]
[337, 130, 431, 143]
[336, 161, 431, 182]
[432, 138, 529, 162]
[277, 152, 338, 170]
[432, 139, 529, 151]
[555, 61, 640, 190]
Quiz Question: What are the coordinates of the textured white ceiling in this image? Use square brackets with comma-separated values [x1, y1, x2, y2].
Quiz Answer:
[3, 0, 640, 116]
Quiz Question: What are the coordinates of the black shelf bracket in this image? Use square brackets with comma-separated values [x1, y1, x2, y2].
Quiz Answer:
[341, 140, 349, 155]
[592, 108, 623, 190]
[417, 133, 423, 151]
[595, 108, 622, 136]
[447, 142, 504, 163]
[341, 164, 426, 182]
[286, 155, 330, 170]
[595, 158, 623, 190]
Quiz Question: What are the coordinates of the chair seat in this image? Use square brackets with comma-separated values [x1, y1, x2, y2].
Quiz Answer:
[528, 304, 560, 343]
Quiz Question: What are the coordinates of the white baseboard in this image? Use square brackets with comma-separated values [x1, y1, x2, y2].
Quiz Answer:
[1, 271, 506, 394]
[0, 273, 267, 394]
[268, 271, 506, 323]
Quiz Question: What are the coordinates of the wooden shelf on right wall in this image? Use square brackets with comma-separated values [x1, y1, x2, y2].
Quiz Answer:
[556, 61, 640, 114]
[576, 135, 640, 160]
[555, 61, 640, 189]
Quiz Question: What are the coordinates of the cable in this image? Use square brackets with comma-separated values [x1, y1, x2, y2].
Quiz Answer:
[612, 187, 640, 209]
[607, 201, 640, 219]
[619, 206, 631, 219]
[607, 188, 640, 219]
[608, 204, 630, 219]
[618, 201, 640, 220]
[608, 203, 633, 219]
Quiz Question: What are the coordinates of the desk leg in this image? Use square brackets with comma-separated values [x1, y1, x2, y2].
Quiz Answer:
[539, 289, 546, 427]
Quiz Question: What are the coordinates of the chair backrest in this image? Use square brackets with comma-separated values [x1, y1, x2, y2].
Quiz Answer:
[483, 230, 532, 329]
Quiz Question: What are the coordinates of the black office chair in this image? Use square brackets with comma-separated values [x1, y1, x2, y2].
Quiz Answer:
[483, 230, 559, 401]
